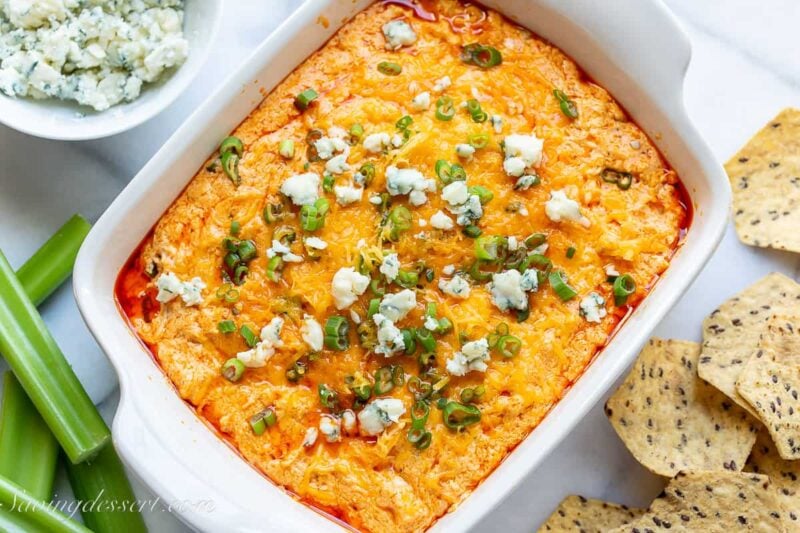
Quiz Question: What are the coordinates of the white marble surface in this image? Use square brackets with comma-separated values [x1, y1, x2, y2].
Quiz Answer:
[1, 1, 799, 531]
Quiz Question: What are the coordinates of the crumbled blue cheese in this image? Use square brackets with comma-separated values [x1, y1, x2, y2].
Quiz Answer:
[502, 133, 544, 177]
[363, 132, 391, 153]
[325, 154, 350, 175]
[442, 264, 455, 276]
[441, 181, 470, 206]
[451, 195, 483, 226]
[266, 239, 303, 263]
[385, 166, 436, 206]
[302, 427, 318, 447]
[341, 409, 357, 435]
[411, 91, 430, 111]
[319, 415, 341, 443]
[508, 236, 519, 251]
[438, 274, 471, 299]
[423, 315, 440, 331]
[378, 289, 416, 322]
[379, 253, 400, 282]
[237, 317, 284, 368]
[446, 338, 490, 376]
[515, 174, 538, 190]
[580, 292, 607, 323]
[331, 267, 370, 309]
[0, 0, 189, 111]
[391, 133, 405, 148]
[382, 20, 416, 50]
[304, 236, 327, 250]
[455, 143, 476, 160]
[489, 270, 528, 312]
[430, 210, 454, 230]
[545, 190, 591, 227]
[280, 172, 320, 206]
[301, 314, 323, 351]
[357, 398, 406, 436]
[334, 184, 363, 206]
[373, 313, 405, 356]
[605, 264, 620, 278]
[432, 75, 451, 93]
[155, 272, 205, 306]
[491, 114, 503, 133]
[314, 136, 348, 160]
[520, 269, 539, 292]
[350, 309, 362, 324]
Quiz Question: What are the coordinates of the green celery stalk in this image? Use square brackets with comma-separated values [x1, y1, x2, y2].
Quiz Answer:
[0, 475, 91, 533]
[0, 373, 58, 500]
[0, 250, 110, 463]
[15, 214, 91, 307]
[65, 444, 147, 533]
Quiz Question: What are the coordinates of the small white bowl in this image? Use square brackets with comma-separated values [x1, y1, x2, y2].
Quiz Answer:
[0, 0, 222, 141]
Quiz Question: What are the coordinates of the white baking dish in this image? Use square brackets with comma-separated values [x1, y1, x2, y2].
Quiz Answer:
[73, 1, 730, 531]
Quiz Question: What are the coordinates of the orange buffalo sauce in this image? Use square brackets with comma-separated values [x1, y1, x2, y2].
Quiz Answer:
[116, 1, 689, 531]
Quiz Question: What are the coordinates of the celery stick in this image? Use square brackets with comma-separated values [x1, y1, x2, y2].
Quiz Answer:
[0, 250, 110, 463]
[0, 475, 91, 533]
[0, 373, 58, 500]
[16, 214, 91, 307]
[65, 444, 147, 533]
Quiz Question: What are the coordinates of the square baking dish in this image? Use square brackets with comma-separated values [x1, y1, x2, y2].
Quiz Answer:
[73, 1, 730, 531]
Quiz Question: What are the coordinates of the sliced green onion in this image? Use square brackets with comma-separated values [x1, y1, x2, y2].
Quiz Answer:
[566, 246, 576, 259]
[401, 328, 417, 355]
[221, 358, 245, 382]
[229, 220, 241, 236]
[524, 233, 547, 249]
[442, 401, 481, 429]
[300, 198, 330, 232]
[358, 162, 375, 186]
[496, 335, 522, 358]
[323, 173, 335, 193]
[378, 61, 402, 75]
[220, 151, 240, 186]
[249, 407, 277, 435]
[548, 271, 577, 301]
[346, 373, 372, 401]
[0, 250, 109, 464]
[396, 269, 419, 288]
[218, 320, 236, 334]
[392, 365, 405, 387]
[468, 259, 493, 282]
[367, 298, 381, 317]
[601, 168, 635, 190]
[266, 256, 284, 282]
[232, 264, 248, 286]
[240, 325, 258, 348]
[396, 115, 413, 131]
[463, 225, 482, 238]
[407, 427, 432, 449]
[279, 139, 295, 159]
[324, 315, 350, 351]
[236, 240, 257, 262]
[553, 89, 578, 119]
[415, 328, 436, 354]
[460, 43, 502, 68]
[519, 253, 551, 274]
[407, 376, 433, 400]
[349, 123, 364, 143]
[410, 401, 430, 430]
[436, 160, 466, 184]
[273, 225, 297, 245]
[318, 384, 339, 409]
[436, 317, 452, 334]
[294, 88, 318, 111]
[435, 96, 455, 121]
[613, 274, 636, 306]
[285, 358, 307, 382]
[374, 366, 395, 394]
[466, 99, 488, 122]
[474, 235, 508, 262]
[467, 133, 489, 149]
[263, 203, 284, 224]
[469, 185, 493, 205]
[386, 205, 412, 241]
[219, 136, 244, 157]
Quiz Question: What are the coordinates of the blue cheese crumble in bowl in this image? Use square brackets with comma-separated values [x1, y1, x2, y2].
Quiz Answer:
[0, 0, 221, 139]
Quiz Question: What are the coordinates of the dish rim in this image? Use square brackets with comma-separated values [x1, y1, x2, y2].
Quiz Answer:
[73, 0, 731, 531]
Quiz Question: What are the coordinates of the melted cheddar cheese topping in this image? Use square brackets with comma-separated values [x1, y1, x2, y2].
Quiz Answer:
[117, 2, 688, 531]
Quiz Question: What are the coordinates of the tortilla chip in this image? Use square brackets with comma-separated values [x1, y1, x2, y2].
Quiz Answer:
[609, 471, 791, 532]
[538, 495, 645, 532]
[604, 338, 757, 477]
[698, 272, 800, 415]
[758, 313, 800, 357]
[726, 107, 800, 252]
[746, 431, 800, 524]
[737, 359, 800, 460]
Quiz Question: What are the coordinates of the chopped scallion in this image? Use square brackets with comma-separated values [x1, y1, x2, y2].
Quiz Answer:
[294, 88, 318, 111]
[377, 61, 402, 76]
[323, 315, 349, 351]
[548, 271, 577, 301]
[221, 358, 245, 382]
[613, 274, 636, 306]
[435, 96, 455, 121]
[217, 320, 236, 334]
[553, 89, 578, 119]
